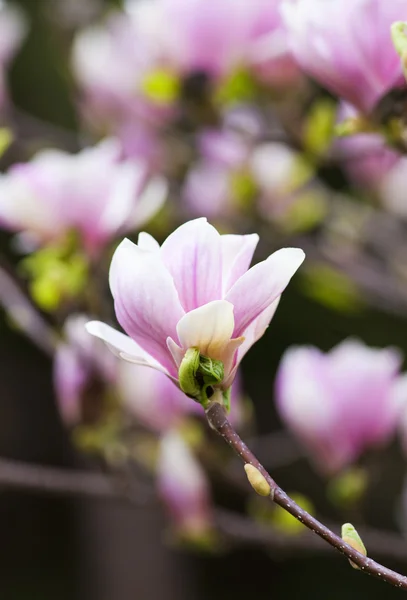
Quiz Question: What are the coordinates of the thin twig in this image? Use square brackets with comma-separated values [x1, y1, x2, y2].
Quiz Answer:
[206, 401, 407, 591]
[0, 457, 152, 505]
[214, 509, 407, 563]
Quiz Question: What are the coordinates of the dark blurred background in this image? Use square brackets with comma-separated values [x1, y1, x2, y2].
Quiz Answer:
[1, 1, 407, 599]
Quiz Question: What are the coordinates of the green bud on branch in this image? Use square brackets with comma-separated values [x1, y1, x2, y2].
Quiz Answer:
[341, 523, 367, 569]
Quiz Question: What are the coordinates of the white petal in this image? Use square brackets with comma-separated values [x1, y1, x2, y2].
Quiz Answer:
[137, 231, 160, 252]
[176, 300, 236, 361]
[85, 320, 172, 378]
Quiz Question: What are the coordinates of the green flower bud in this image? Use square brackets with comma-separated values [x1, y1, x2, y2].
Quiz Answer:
[178, 347, 225, 408]
[341, 522, 367, 569]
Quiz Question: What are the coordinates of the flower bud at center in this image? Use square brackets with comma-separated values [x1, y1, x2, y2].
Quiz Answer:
[178, 347, 225, 408]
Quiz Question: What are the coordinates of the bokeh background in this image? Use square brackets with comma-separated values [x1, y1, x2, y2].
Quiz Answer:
[2, 0, 407, 598]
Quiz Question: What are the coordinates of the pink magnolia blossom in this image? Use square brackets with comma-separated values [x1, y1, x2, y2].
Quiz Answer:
[276, 339, 405, 474]
[118, 360, 245, 431]
[157, 429, 212, 535]
[54, 314, 117, 425]
[183, 127, 251, 219]
[0, 138, 166, 255]
[152, 0, 297, 83]
[282, 0, 407, 113]
[72, 0, 298, 133]
[86, 218, 305, 393]
[335, 104, 400, 189]
[72, 8, 169, 131]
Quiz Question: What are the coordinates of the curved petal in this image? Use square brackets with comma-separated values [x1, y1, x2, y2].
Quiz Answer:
[226, 247, 305, 337]
[109, 240, 185, 374]
[224, 297, 280, 388]
[176, 300, 244, 381]
[130, 176, 167, 229]
[160, 218, 223, 312]
[99, 161, 145, 236]
[220, 233, 259, 294]
[137, 231, 160, 252]
[85, 320, 175, 379]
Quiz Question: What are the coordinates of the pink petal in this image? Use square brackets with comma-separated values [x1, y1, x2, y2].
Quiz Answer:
[160, 218, 223, 312]
[85, 320, 173, 376]
[109, 239, 184, 374]
[220, 233, 259, 294]
[226, 247, 305, 337]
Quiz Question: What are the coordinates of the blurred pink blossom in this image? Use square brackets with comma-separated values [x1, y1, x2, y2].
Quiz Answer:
[335, 104, 401, 189]
[54, 314, 117, 425]
[151, 0, 298, 83]
[183, 127, 250, 219]
[0, 138, 167, 255]
[276, 339, 405, 474]
[87, 218, 305, 392]
[283, 0, 407, 113]
[72, 0, 298, 135]
[157, 429, 212, 535]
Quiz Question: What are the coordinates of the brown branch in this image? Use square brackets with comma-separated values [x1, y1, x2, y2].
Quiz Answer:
[206, 401, 407, 591]
[0, 457, 152, 505]
[214, 509, 407, 563]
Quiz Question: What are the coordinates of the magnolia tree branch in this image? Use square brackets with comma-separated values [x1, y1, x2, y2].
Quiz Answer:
[206, 401, 407, 591]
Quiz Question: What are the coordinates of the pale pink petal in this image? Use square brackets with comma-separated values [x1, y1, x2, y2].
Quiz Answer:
[98, 160, 145, 236]
[160, 218, 223, 312]
[224, 297, 280, 388]
[137, 231, 160, 252]
[129, 176, 167, 229]
[109, 238, 184, 374]
[220, 233, 259, 294]
[226, 247, 305, 337]
[176, 300, 238, 362]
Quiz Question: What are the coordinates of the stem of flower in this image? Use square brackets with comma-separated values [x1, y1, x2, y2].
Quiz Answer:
[205, 401, 407, 591]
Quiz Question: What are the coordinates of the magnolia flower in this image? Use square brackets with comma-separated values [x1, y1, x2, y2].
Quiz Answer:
[276, 339, 405, 474]
[157, 429, 212, 535]
[0, 138, 166, 255]
[87, 218, 304, 400]
[282, 0, 407, 113]
[54, 314, 117, 425]
[335, 104, 400, 189]
[73, 0, 298, 134]
[183, 127, 251, 219]
[118, 360, 245, 431]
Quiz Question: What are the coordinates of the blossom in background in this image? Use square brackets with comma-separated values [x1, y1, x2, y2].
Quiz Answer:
[0, 138, 167, 255]
[118, 360, 245, 431]
[72, 0, 298, 135]
[0, 2, 26, 110]
[54, 314, 117, 425]
[275, 339, 405, 474]
[283, 0, 407, 113]
[87, 218, 305, 396]
[157, 429, 212, 536]
[145, 0, 298, 83]
[183, 126, 251, 219]
[335, 104, 401, 189]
